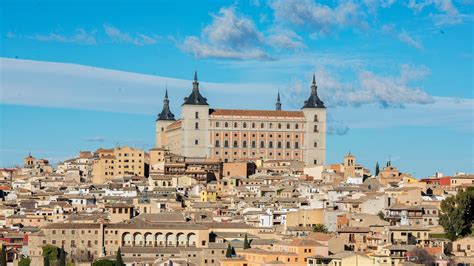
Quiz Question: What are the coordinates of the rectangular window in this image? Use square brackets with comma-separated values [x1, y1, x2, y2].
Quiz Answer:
[313, 125, 318, 132]
[243, 141, 247, 148]
[195, 122, 199, 129]
[314, 114, 318, 122]
[260, 141, 265, 148]
[286, 142, 290, 149]
[224, 140, 229, 147]
[314, 142, 318, 148]
[195, 139, 199, 145]
[295, 142, 299, 149]
[233, 140, 238, 147]
[215, 140, 220, 147]
[277, 142, 282, 148]
[252, 141, 256, 148]
[269, 141, 273, 148]
[195, 112, 199, 119]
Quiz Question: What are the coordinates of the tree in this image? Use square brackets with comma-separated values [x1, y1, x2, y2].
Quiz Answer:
[0, 245, 6, 266]
[375, 162, 380, 176]
[59, 246, 66, 266]
[439, 187, 474, 240]
[243, 234, 251, 249]
[93, 259, 116, 266]
[312, 224, 328, 233]
[42, 245, 59, 263]
[43, 257, 50, 266]
[19, 257, 31, 266]
[115, 247, 124, 266]
[225, 243, 233, 258]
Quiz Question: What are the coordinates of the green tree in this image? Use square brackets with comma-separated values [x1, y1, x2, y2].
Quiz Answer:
[59, 246, 66, 266]
[42, 245, 59, 263]
[93, 259, 116, 266]
[375, 162, 380, 176]
[0, 245, 6, 266]
[225, 243, 233, 258]
[312, 224, 328, 233]
[243, 234, 252, 249]
[43, 257, 50, 266]
[115, 247, 124, 266]
[439, 187, 474, 240]
[19, 256, 31, 266]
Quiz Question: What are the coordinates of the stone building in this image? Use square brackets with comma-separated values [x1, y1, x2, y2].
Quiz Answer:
[91, 146, 145, 184]
[155, 72, 327, 165]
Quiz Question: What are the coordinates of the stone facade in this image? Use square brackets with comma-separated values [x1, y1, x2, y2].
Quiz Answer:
[155, 72, 327, 165]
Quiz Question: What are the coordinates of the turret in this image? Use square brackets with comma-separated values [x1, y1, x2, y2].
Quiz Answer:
[276, 92, 282, 111]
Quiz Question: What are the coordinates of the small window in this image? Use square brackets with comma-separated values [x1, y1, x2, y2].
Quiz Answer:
[295, 124, 299, 129]
[195, 139, 199, 145]
[287, 123, 290, 129]
[313, 125, 318, 132]
[243, 122, 247, 128]
[234, 122, 238, 127]
[278, 123, 282, 129]
[195, 112, 199, 119]
[260, 123, 264, 128]
[225, 122, 229, 128]
[295, 142, 299, 149]
[215, 140, 220, 147]
[252, 122, 256, 128]
[195, 122, 199, 129]
[216, 122, 219, 127]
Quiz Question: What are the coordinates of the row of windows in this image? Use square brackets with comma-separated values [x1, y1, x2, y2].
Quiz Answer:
[216, 133, 300, 139]
[216, 150, 300, 157]
[214, 121, 303, 130]
[52, 229, 99, 234]
[196, 122, 319, 132]
[215, 140, 300, 149]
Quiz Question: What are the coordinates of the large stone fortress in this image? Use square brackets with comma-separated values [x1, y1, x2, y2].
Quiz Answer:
[155, 72, 326, 165]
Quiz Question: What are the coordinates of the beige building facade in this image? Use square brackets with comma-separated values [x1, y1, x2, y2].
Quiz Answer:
[91, 146, 145, 184]
[155, 72, 327, 165]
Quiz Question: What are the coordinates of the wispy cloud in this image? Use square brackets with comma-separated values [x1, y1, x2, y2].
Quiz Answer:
[26, 29, 97, 45]
[83, 137, 106, 143]
[181, 6, 272, 60]
[269, 0, 368, 36]
[103, 25, 160, 46]
[266, 27, 305, 50]
[283, 64, 434, 109]
[407, 0, 464, 25]
[398, 30, 424, 50]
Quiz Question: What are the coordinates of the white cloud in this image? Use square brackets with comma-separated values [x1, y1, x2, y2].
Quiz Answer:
[181, 6, 272, 60]
[269, 0, 368, 35]
[407, 0, 463, 25]
[27, 29, 97, 45]
[1, 58, 471, 134]
[398, 30, 424, 50]
[284, 64, 434, 109]
[267, 28, 305, 50]
[104, 25, 160, 46]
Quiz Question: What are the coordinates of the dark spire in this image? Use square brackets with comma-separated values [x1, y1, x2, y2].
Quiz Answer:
[183, 71, 209, 105]
[156, 89, 176, 121]
[302, 74, 325, 109]
[276, 91, 282, 111]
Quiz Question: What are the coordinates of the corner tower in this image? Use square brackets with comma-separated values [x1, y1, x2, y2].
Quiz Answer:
[155, 89, 176, 148]
[181, 71, 210, 158]
[302, 74, 326, 165]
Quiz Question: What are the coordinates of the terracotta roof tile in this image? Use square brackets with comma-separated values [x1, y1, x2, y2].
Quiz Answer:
[210, 109, 305, 118]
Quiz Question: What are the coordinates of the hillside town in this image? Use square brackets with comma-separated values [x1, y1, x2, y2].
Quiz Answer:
[0, 149, 473, 266]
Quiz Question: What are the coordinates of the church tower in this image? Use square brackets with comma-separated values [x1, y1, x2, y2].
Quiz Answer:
[302, 74, 326, 165]
[181, 71, 210, 158]
[155, 89, 176, 148]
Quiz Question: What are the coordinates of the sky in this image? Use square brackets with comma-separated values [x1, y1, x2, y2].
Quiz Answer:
[0, 0, 473, 177]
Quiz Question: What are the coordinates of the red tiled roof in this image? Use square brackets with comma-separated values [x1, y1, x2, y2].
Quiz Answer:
[210, 109, 304, 118]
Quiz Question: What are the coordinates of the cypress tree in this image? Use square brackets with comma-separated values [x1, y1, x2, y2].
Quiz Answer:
[0, 245, 6, 266]
[43, 256, 50, 266]
[243, 234, 251, 249]
[59, 246, 66, 266]
[115, 247, 124, 266]
[375, 162, 380, 176]
[225, 243, 233, 258]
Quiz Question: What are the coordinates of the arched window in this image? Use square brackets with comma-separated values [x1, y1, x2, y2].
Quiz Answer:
[234, 122, 238, 128]
[260, 123, 264, 128]
[243, 122, 247, 128]
[295, 124, 299, 129]
[269, 123, 273, 129]
[278, 123, 282, 129]
[252, 122, 256, 128]
[287, 123, 290, 129]
[195, 122, 199, 129]
[225, 122, 228, 128]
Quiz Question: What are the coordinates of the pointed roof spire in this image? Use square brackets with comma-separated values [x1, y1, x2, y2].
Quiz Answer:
[302, 73, 325, 109]
[157, 89, 175, 121]
[276, 91, 282, 111]
[184, 70, 208, 105]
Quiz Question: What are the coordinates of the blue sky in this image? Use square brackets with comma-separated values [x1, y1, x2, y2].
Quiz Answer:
[0, 0, 473, 177]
